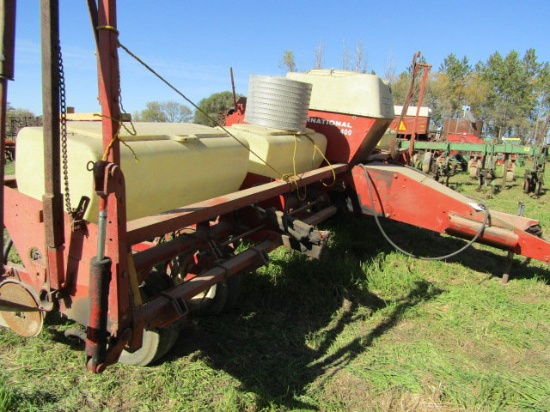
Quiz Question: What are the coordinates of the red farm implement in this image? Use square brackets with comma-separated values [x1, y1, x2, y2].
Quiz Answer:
[0, 1, 549, 372]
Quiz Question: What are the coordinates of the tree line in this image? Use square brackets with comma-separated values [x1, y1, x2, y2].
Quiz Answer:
[390, 49, 549, 144]
[134, 48, 549, 145]
[8, 47, 549, 145]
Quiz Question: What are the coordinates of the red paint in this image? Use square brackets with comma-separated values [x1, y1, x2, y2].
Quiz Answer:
[305, 110, 391, 163]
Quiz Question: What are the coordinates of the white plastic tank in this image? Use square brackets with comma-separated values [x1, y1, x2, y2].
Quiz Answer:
[224, 123, 327, 179]
[287, 70, 394, 119]
[16, 121, 250, 222]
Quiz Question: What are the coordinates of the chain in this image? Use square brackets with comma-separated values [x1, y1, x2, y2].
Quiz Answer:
[58, 41, 73, 215]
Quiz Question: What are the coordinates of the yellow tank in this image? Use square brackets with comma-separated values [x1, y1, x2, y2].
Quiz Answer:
[16, 121, 250, 222]
[224, 123, 327, 179]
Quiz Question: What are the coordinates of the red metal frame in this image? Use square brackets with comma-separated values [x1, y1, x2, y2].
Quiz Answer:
[389, 52, 432, 153]
[350, 163, 550, 263]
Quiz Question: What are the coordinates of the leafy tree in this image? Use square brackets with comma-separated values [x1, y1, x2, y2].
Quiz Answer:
[280, 50, 296, 73]
[133, 101, 192, 123]
[390, 71, 412, 106]
[535, 62, 550, 144]
[425, 71, 452, 125]
[438, 54, 472, 117]
[194, 91, 239, 127]
[478, 50, 536, 138]
[5, 105, 39, 138]
[7, 105, 36, 119]
[462, 71, 491, 124]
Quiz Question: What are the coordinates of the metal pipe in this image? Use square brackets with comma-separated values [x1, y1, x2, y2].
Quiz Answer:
[447, 214, 518, 249]
[136, 239, 279, 327]
[230, 67, 237, 110]
[96, 209, 108, 260]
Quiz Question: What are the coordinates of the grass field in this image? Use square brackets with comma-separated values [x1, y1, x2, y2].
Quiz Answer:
[1, 159, 549, 411]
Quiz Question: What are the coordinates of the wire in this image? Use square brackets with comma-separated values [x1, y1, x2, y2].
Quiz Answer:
[117, 42, 285, 179]
[364, 167, 489, 261]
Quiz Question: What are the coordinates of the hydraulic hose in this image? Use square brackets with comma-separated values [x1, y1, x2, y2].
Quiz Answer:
[364, 168, 489, 261]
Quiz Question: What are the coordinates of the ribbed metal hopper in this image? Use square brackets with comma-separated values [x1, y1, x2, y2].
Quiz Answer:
[244, 75, 312, 132]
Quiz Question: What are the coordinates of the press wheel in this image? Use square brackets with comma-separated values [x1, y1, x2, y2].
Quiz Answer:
[118, 324, 180, 366]
[118, 270, 181, 366]
[189, 273, 243, 315]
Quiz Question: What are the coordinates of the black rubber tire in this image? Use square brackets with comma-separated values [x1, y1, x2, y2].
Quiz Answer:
[523, 178, 530, 194]
[536, 181, 543, 196]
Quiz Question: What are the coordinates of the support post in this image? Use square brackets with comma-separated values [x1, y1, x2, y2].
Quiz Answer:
[0, 1, 16, 274]
[40, 0, 66, 288]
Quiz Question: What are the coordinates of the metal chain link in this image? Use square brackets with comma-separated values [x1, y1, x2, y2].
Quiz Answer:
[58, 41, 73, 215]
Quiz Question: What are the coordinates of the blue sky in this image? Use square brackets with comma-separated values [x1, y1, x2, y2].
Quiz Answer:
[8, 0, 550, 116]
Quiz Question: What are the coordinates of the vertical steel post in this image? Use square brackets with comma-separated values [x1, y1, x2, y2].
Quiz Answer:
[96, 0, 121, 163]
[0, 0, 16, 275]
[85, 0, 131, 372]
[40, 0, 65, 288]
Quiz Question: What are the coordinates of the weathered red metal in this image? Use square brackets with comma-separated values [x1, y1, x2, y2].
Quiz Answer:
[0, 0, 16, 275]
[443, 118, 483, 138]
[351, 162, 550, 262]
[391, 52, 432, 149]
[127, 163, 348, 244]
[388, 115, 430, 138]
[135, 239, 280, 328]
[305, 110, 391, 164]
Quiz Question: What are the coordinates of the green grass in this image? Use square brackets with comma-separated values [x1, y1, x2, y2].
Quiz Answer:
[4, 161, 14, 176]
[0, 160, 549, 411]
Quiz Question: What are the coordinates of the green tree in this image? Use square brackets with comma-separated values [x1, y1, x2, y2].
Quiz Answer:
[478, 50, 537, 139]
[438, 54, 471, 117]
[7, 105, 36, 119]
[5, 105, 40, 139]
[133, 101, 192, 123]
[194, 91, 239, 127]
[390, 71, 412, 106]
[535, 62, 550, 144]
[280, 50, 296, 73]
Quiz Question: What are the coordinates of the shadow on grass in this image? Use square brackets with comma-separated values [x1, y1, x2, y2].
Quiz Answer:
[373, 217, 550, 284]
[167, 215, 444, 410]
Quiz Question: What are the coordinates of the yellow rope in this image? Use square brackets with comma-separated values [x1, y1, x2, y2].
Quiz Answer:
[93, 113, 139, 162]
[115, 40, 338, 196]
[117, 41, 286, 180]
[281, 134, 307, 202]
[305, 133, 336, 187]
[96, 25, 119, 34]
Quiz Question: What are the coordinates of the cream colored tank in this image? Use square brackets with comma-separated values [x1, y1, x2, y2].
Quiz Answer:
[16, 122, 250, 222]
[287, 70, 394, 119]
[224, 123, 327, 179]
